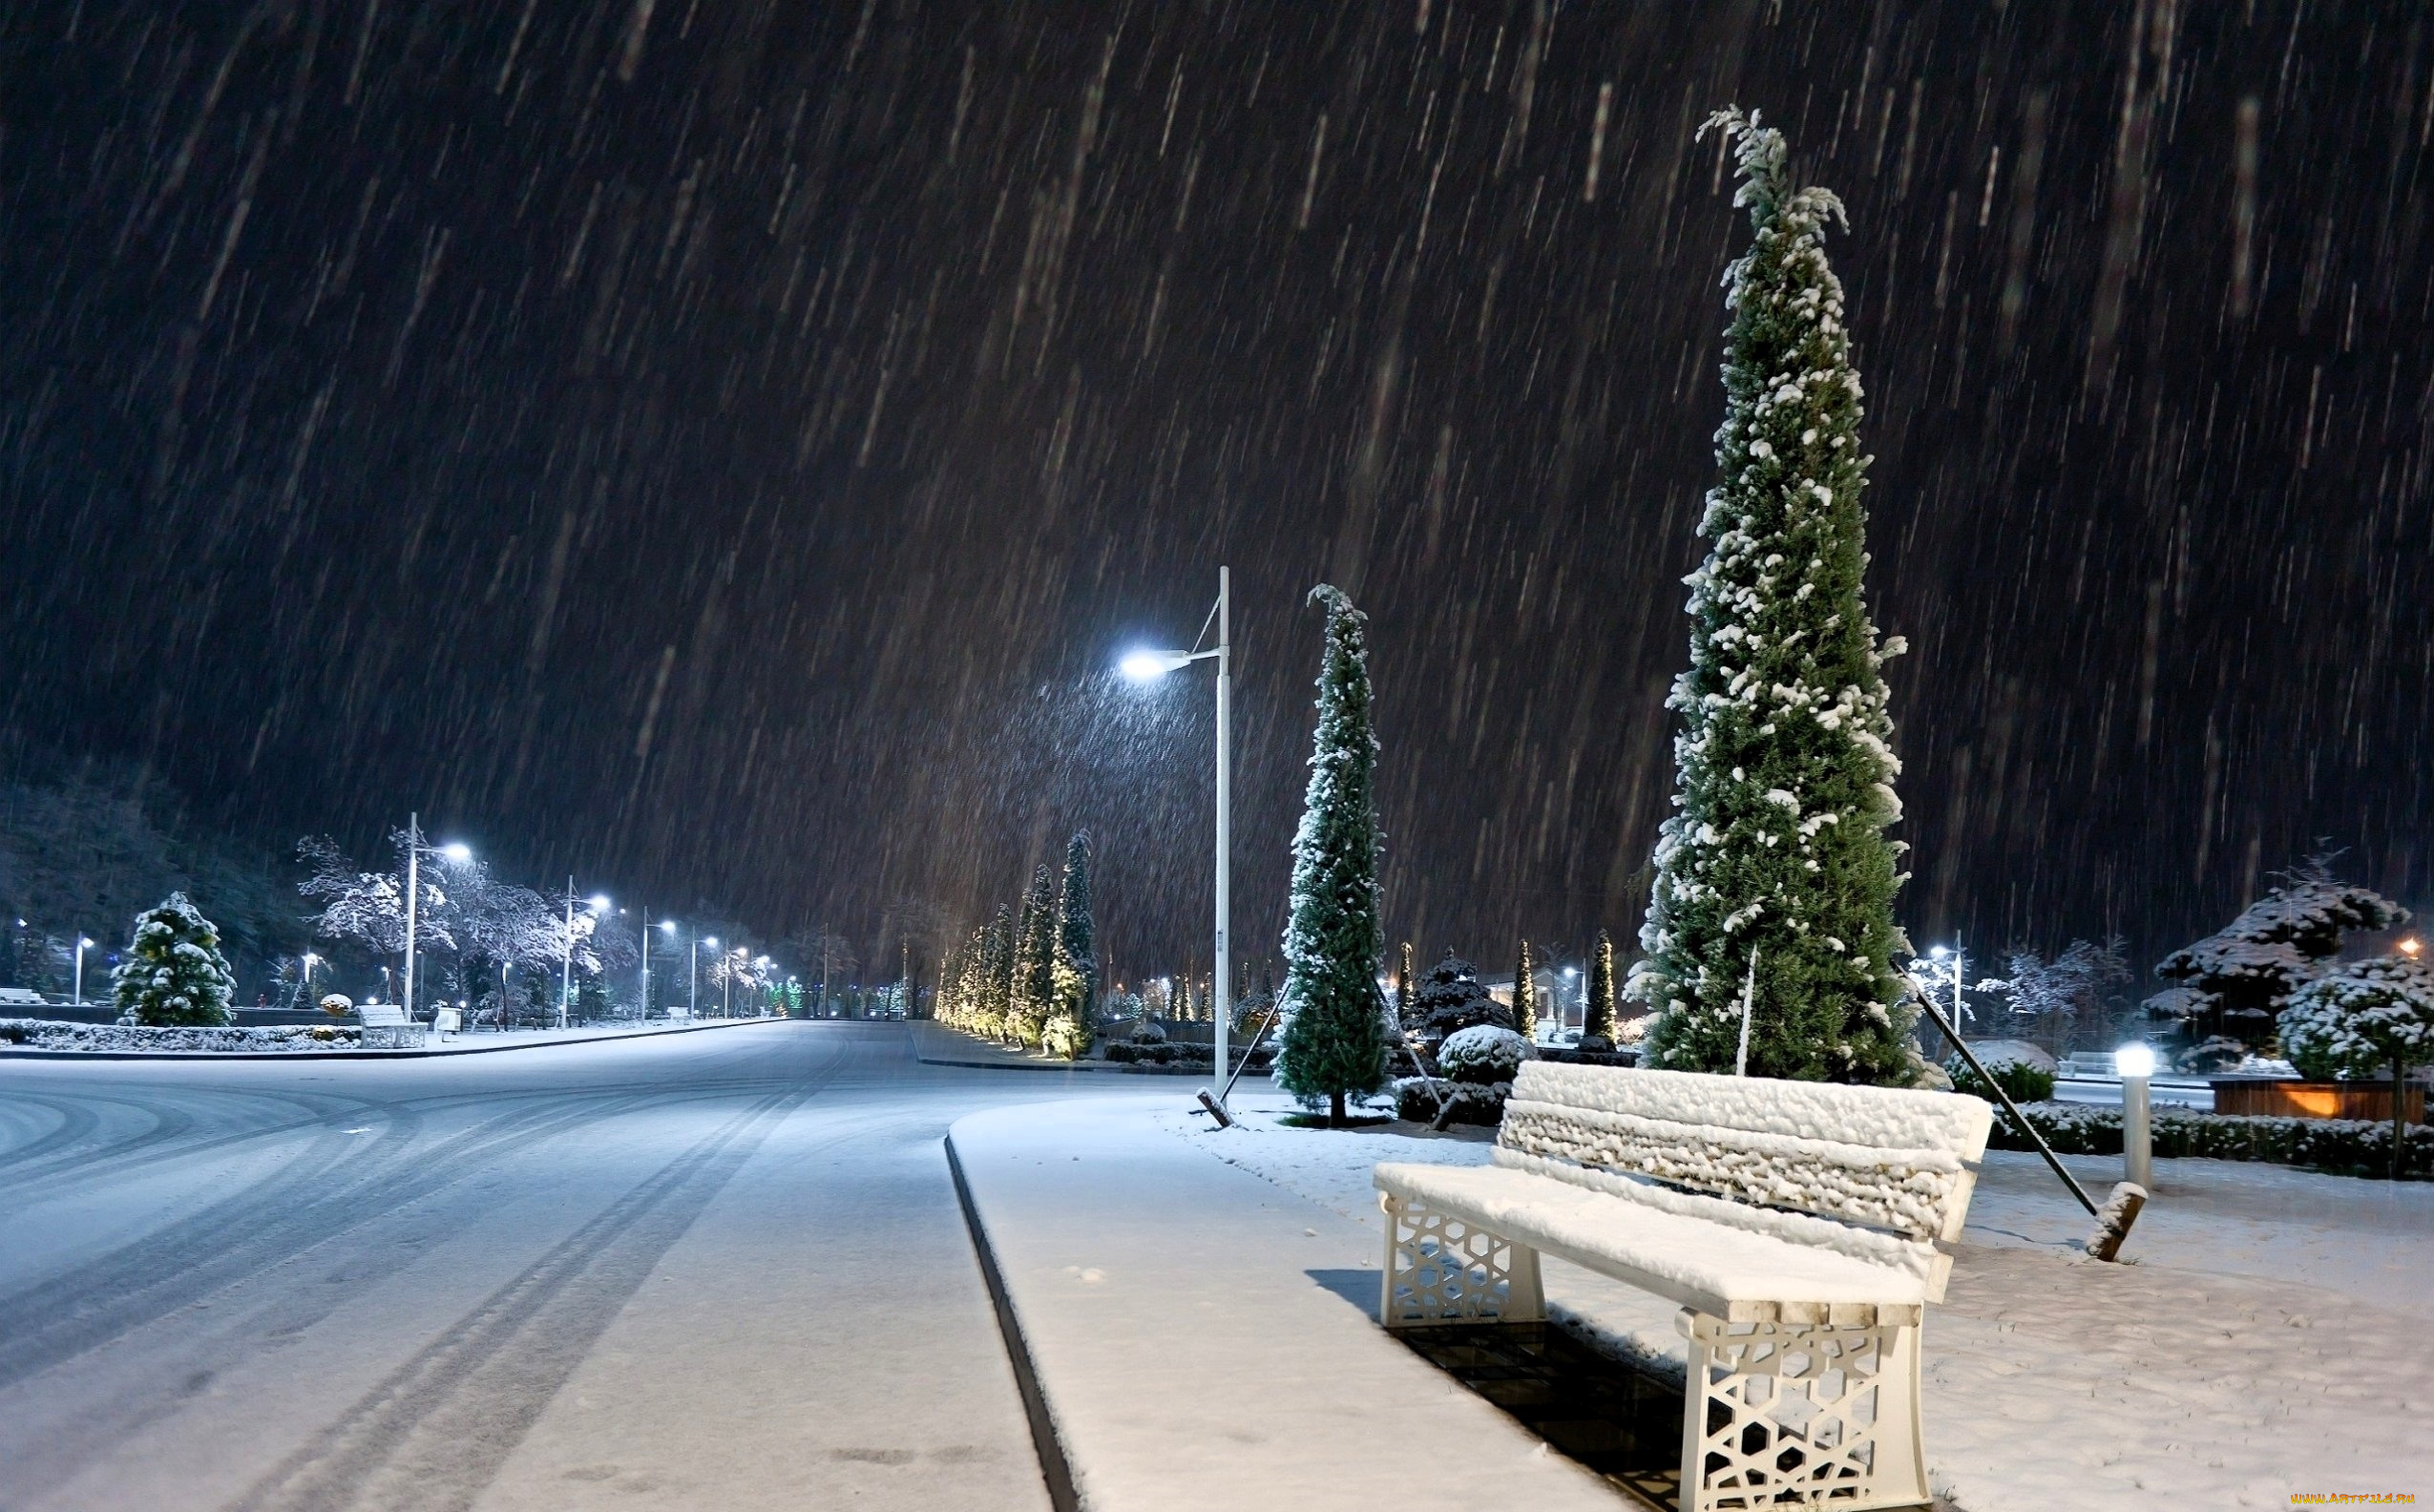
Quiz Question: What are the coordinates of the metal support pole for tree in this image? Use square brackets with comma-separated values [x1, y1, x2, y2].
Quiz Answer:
[1213, 565, 1232, 1115]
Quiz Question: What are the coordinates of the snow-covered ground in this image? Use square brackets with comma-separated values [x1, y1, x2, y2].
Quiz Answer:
[1166, 1092, 2434, 1511]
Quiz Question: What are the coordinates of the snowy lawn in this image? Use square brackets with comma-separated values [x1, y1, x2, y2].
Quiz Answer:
[1165, 1091, 2434, 1511]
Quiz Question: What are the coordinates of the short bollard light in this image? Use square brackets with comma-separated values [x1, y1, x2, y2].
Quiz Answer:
[2115, 1042, 2157, 1193]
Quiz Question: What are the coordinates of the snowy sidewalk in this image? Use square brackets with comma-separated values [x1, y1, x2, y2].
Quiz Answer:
[1177, 1093, 2434, 1511]
[945, 1095, 1630, 1512]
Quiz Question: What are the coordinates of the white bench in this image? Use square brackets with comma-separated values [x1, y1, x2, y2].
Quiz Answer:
[1374, 1061, 1991, 1512]
[355, 1003, 427, 1050]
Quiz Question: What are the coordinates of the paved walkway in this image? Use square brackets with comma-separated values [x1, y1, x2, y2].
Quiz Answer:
[946, 1095, 1631, 1512]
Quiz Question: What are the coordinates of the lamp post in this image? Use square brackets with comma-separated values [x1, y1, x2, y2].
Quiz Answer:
[2115, 1041, 2157, 1192]
[659, 918, 680, 1019]
[73, 936, 94, 1005]
[1120, 566, 1234, 1113]
[560, 884, 610, 1029]
[704, 937, 723, 1017]
[1927, 943, 1970, 1056]
[398, 815, 472, 1028]
[300, 952, 320, 1009]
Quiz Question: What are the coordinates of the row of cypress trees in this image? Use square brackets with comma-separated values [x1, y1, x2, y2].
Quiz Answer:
[1272, 108, 1923, 1121]
[934, 831, 1099, 1058]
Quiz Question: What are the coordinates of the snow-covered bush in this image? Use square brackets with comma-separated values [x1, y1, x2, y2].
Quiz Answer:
[319, 993, 354, 1017]
[1391, 1076, 1508, 1127]
[1437, 1024, 1535, 1085]
[1128, 1015, 1167, 1043]
[1406, 953, 1510, 1047]
[112, 893, 236, 1027]
[2174, 1034, 2250, 1073]
[2278, 954, 2434, 1083]
[1945, 1039, 2056, 1104]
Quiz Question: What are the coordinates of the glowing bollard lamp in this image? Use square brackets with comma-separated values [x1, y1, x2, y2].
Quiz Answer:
[2115, 1041, 2157, 1193]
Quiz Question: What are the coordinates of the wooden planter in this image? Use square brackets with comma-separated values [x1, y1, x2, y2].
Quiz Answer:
[2212, 1080, 2425, 1123]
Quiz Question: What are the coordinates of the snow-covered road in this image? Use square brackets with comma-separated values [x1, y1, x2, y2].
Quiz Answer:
[0, 1021, 1125, 1512]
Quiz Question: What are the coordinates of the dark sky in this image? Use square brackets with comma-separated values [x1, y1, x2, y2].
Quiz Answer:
[1, 0, 2427, 985]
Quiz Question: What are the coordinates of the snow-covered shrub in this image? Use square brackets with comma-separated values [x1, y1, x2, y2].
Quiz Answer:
[2174, 1034, 2250, 1073]
[1391, 1076, 1508, 1126]
[1437, 1024, 1535, 1085]
[319, 994, 354, 1017]
[1985, 1099, 2434, 1178]
[1129, 1016, 1167, 1043]
[2278, 954, 2434, 1082]
[1946, 1039, 2056, 1104]
[1406, 953, 1510, 1046]
[2152, 857, 2406, 1050]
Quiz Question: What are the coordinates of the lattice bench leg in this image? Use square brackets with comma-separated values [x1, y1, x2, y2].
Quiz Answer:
[1675, 1310, 1929, 1512]
[1376, 1193, 1543, 1328]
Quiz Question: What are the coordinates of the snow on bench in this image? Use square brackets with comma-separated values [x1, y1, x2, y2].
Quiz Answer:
[354, 1003, 426, 1050]
[1374, 1061, 1992, 1512]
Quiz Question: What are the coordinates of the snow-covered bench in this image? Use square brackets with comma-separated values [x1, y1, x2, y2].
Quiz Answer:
[355, 1003, 426, 1050]
[1374, 1062, 1991, 1512]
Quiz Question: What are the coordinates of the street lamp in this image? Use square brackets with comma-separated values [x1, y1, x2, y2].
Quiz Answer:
[704, 936, 724, 1017]
[300, 952, 321, 1007]
[399, 815, 472, 1027]
[1119, 565, 1234, 1113]
[73, 936, 94, 1005]
[659, 918, 681, 1019]
[560, 884, 610, 1029]
[2115, 1041, 2158, 1192]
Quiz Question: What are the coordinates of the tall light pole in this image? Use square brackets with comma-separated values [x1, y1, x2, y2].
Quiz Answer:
[561, 884, 610, 1029]
[399, 815, 472, 1027]
[688, 929, 702, 1019]
[1120, 565, 1233, 1112]
[659, 917, 679, 1018]
[73, 935, 94, 1005]
[705, 936, 723, 1017]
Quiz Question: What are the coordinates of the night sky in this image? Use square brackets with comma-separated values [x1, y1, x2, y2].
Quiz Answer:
[2, 0, 2427, 986]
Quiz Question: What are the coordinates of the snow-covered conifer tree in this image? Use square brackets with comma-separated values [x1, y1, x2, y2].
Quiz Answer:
[1012, 864, 1058, 1046]
[1633, 109, 1918, 1084]
[1049, 830, 1097, 1059]
[1582, 930, 1618, 1048]
[2154, 858, 2405, 1053]
[113, 892, 236, 1027]
[1512, 939, 1537, 1040]
[1275, 586, 1391, 1124]
[2281, 950, 2433, 1178]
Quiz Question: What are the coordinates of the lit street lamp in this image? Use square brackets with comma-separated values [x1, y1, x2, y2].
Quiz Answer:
[1119, 565, 1234, 1113]
[73, 935, 94, 1005]
[398, 814, 472, 1028]
[659, 918, 680, 1019]
[704, 936, 724, 1017]
[559, 884, 611, 1029]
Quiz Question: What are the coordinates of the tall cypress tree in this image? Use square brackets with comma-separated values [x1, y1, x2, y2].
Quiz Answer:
[1057, 831, 1098, 1009]
[1276, 585, 1391, 1125]
[1393, 940, 1416, 1032]
[1584, 929, 1618, 1047]
[1633, 109, 1917, 1085]
[1513, 939, 1538, 1039]
[1013, 864, 1059, 1046]
[981, 905, 1016, 1041]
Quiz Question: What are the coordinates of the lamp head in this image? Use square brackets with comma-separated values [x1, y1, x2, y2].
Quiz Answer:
[660, 919, 678, 935]
[1119, 648, 1192, 682]
[2401, 936, 2424, 959]
[440, 842, 473, 863]
[587, 894, 612, 913]
[79, 936, 94, 948]
[2114, 1042, 2158, 1080]
[704, 935, 719, 949]
[1929, 945, 1949, 959]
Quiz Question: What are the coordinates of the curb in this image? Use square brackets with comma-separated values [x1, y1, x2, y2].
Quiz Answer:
[0, 1016, 787, 1062]
[944, 1131, 1081, 1512]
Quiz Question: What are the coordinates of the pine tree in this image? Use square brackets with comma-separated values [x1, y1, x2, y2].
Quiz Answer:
[1513, 939, 1538, 1040]
[979, 906, 1016, 1040]
[1050, 830, 1098, 1058]
[1583, 929, 1618, 1048]
[1013, 864, 1059, 1046]
[1275, 585, 1391, 1124]
[1393, 941, 1416, 1028]
[112, 892, 237, 1027]
[1633, 108, 1918, 1086]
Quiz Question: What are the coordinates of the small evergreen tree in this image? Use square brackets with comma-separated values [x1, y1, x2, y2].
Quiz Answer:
[1513, 939, 1538, 1040]
[1634, 108, 1918, 1085]
[112, 892, 237, 1027]
[1049, 831, 1097, 1059]
[1275, 585, 1392, 1124]
[1583, 929, 1618, 1047]
[2280, 950, 2434, 1179]
[2155, 858, 2405, 1051]
[1411, 952, 1508, 1046]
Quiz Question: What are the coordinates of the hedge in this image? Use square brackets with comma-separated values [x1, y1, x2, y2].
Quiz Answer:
[1987, 1100, 2434, 1179]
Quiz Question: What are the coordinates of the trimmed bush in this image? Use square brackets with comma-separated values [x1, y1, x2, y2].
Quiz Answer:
[1437, 1024, 1535, 1084]
[1983, 1100, 2434, 1179]
[1392, 1076, 1508, 1126]
[1947, 1040, 2057, 1104]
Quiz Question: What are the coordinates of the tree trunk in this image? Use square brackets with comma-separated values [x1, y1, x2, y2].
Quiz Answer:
[2395, 1054, 2408, 1182]
[1330, 1089, 1347, 1128]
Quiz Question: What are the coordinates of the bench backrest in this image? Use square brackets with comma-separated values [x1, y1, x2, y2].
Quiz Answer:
[358, 1004, 409, 1027]
[1499, 1062, 1992, 1243]
[0, 986, 47, 1005]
